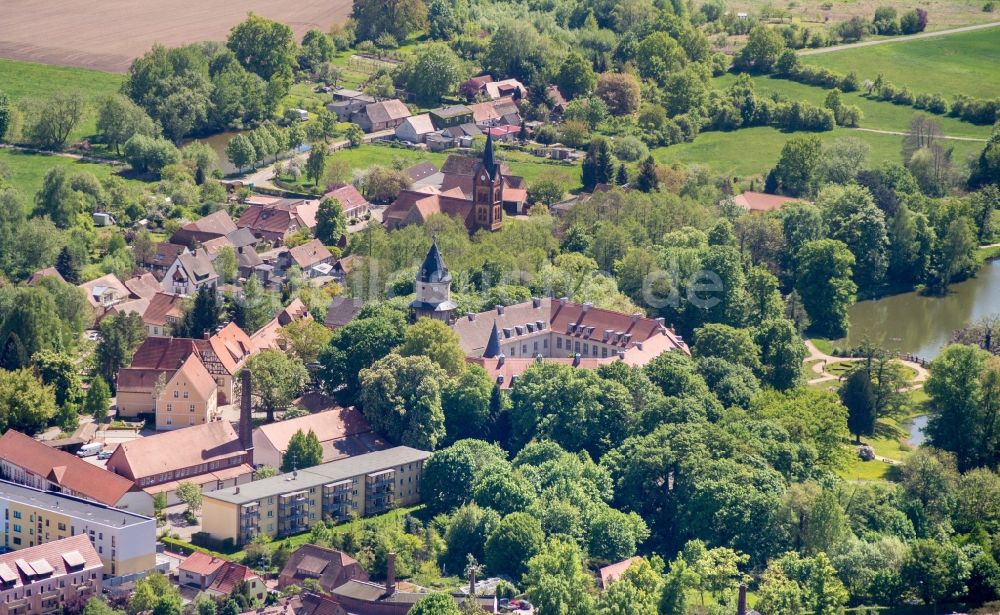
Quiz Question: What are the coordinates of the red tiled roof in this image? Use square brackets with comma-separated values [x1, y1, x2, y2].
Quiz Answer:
[183, 210, 238, 236]
[106, 421, 246, 481]
[288, 239, 333, 269]
[130, 337, 199, 370]
[732, 191, 802, 213]
[0, 535, 102, 588]
[238, 206, 302, 236]
[179, 551, 227, 576]
[209, 562, 259, 595]
[143, 292, 185, 327]
[599, 557, 641, 590]
[323, 184, 370, 213]
[203, 322, 258, 375]
[0, 430, 134, 506]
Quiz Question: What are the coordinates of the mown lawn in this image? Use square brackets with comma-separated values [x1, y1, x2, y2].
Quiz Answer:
[0, 58, 124, 146]
[714, 73, 992, 140]
[0, 148, 128, 202]
[651, 124, 982, 180]
[801, 26, 1000, 99]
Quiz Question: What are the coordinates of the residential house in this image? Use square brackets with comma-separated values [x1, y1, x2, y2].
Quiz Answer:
[732, 191, 802, 213]
[0, 535, 103, 615]
[105, 421, 253, 505]
[459, 75, 493, 101]
[162, 248, 218, 296]
[237, 200, 311, 246]
[178, 552, 265, 602]
[332, 563, 496, 615]
[250, 298, 313, 352]
[281, 239, 333, 278]
[406, 162, 439, 183]
[142, 292, 185, 337]
[117, 322, 257, 412]
[251, 400, 386, 469]
[356, 100, 410, 133]
[330, 255, 360, 282]
[200, 447, 430, 545]
[80, 274, 130, 313]
[0, 480, 156, 577]
[545, 85, 568, 115]
[171, 210, 239, 247]
[277, 545, 368, 594]
[597, 557, 641, 590]
[25, 268, 65, 286]
[486, 125, 521, 143]
[0, 430, 152, 515]
[327, 89, 376, 123]
[139, 242, 187, 280]
[323, 184, 370, 221]
[394, 114, 436, 144]
[123, 273, 161, 300]
[325, 297, 365, 330]
[484, 78, 526, 100]
[154, 354, 220, 431]
[429, 105, 473, 129]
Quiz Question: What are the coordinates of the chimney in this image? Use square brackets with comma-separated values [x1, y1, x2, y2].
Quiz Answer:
[235, 486, 240, 494]
[631, 313, 642, 323]
[386, 553, 397, 595]
[531, 297, 541, 308]
[559, 296, 569, 305]
[582, 302, 592, 312]
[497, 353, 506, 366]
[496, 305, 504, 315]
[239, 370, 254, 454]
[572, 353, 581, 366]
[738, 584, 747, 615]
[467, 313, 475, 321]
[655, 317, 665, 325]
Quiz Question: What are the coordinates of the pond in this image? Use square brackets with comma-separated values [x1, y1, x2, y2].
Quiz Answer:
[188, 130, 245, 175]
[905, 414, 928, 447]
[835, 259, 1000, 360]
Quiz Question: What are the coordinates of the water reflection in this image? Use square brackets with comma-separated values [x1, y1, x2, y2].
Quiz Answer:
[837, 260, 1000, 359]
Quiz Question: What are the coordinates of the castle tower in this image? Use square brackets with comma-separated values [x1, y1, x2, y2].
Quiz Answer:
[410, 238, 457, 322]
[472, 132, 503, 232]
[483, 321, 502, 358]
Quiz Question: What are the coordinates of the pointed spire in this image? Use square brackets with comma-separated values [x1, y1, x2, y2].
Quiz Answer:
[484, 321, 501, 358]
[417, 236, 451, 283]
[482, 130, 497, 180]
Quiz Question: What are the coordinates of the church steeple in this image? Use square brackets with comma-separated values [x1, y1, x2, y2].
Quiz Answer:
[482, 131, 497, 181]
[410, 237, 457, 323]
[483, 321, 501, 358]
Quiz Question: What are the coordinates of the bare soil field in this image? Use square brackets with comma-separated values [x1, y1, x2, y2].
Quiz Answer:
[0, 0, 353, 73]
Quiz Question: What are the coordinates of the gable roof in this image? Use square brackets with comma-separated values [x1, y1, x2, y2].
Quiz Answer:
[209, 561, 259, 595]
[129, 337, 199, 371]
[26, 267, 65, 286]
[251, 298, 313, 351]
[174, 248, 218, 284]
[0, 430, 134, 506]
[163, 354, 217, 402]
[732, 191, 802, 213]
[141, 242, 187, 269]
[598, 557, 641, 590]
[107, 421, 245, 480]
[364, 100, 410, 125]
[254, 406, 379, 461]
[325, 298, 365, 329]
[238, 206, 302, 236]
[288, 239, 333, 270]
[80, 273, 130, 308]
[179, 551, 228, 577]
[183, 210, 238, 237]
[279, 545, 366, 593]
[203, 322, 258, 375]
[406, 162, 438, 182]
[123, 272, 161, 300]
[143, 292, 185, 327]
[324, 184, 370, 213]
[398, 114, 436, 136]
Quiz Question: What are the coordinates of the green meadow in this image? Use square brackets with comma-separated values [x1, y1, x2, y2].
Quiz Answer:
[802, 26, 1000, 99]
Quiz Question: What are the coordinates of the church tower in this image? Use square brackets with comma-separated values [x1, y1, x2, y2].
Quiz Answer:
[409, 238, 457, 323]
[472, 132, 503, 232]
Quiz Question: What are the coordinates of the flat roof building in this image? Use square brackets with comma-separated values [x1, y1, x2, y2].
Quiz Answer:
[201, 447, 429, 546]
[0, 480, 156, 578]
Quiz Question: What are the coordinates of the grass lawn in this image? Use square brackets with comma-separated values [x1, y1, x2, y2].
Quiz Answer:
[0, 148, 128, 201]
[714, 73, 992, 140]
[0, 58, 124, 148]
[801, 26, 1000, 100]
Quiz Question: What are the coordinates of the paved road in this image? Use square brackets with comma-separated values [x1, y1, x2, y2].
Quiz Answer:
[849, 127, 988, 143]
[799, 21, 1000, 56]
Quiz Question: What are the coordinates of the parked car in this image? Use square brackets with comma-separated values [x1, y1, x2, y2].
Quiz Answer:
[97, 450, 113, 460]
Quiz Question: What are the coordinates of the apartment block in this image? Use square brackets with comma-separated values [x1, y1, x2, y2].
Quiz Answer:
[201, 447, 429, 546]
[0, 480, 156, 578]
[0, 534, 103, 615]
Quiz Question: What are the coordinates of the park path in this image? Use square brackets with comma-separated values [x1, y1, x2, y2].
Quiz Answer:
[803, 339, 930, 386]
[849, 127, 988, 143]
[798, 21, 1000, 56]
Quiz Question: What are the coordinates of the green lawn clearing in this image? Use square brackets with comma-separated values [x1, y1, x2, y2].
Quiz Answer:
[714, 73, 992, 140]
[802, 26, 1000, 100]
[0, 148, 128, 201]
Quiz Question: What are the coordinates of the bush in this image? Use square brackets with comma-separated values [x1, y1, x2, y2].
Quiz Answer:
[893, 87, 915, 106]
[614, 136, 649, 162]
[124, 134, 181, 175]
[840, 72, 860, 92]
[927, 93, 949, 114]
[900, 9, 927, 34]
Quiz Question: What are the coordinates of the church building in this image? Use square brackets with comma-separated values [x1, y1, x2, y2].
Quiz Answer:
[383, 133, 524, 233]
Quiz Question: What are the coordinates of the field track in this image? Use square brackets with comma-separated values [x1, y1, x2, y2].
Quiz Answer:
[0, 0, 353, 73]
[799, 21, 1000, 55]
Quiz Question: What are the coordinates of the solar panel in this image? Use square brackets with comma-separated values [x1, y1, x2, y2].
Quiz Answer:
[0, 563, 17, 584]
[62, 551, 86, 569]
[28, 559, 54, 576]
